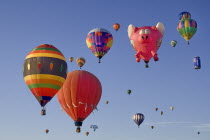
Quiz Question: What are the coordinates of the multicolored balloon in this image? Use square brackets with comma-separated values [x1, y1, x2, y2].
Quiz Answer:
[69, 57, 74, 62]
[76, 57, 86, 69]
[171, 40, 177, 47]
[86, 28, 113, 63]
[113, 23, 120, 31]
[177, 12, 197, 44]
[23, 44, 67, 115]
[179, 12, 191, 20]
[132, 113, 144, 127]
[57, 70, 102, 133]
[128, 22, 165, 68]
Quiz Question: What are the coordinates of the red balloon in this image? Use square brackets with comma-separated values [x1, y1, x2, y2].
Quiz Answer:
[128, 22, 165, 67]
[57, 70, 102, 132]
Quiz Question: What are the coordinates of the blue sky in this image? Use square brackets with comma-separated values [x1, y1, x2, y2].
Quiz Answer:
[0, 0, 209, 140]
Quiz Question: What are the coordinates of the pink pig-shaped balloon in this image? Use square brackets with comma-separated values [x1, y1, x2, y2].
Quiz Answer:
[128, 22, 165, 68]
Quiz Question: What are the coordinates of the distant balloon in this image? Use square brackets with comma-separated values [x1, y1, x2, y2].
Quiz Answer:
[69, 57, 74, 62]
[106, 100, 109, 104]
[193, 56, 201, 69]
[90, 125, 98, 131]
[170, 106, 174, 111]
[151, 126, 154, 129]
[23, 44, 67, 115]
[76, 57, 86, 69]
[127, 89, 132, 95]
[86, 132, 89, 136]
[113, 23, 120, 31]
[197, 132, 200, 135]
[177, 12, 197, 44]
[154, 108, 158, 111]
[86, 28, 113, 63]
[179, 12, 191, 20]
[171, 40, 177, 47]
[45, 129, 49, 134]
[132, 113, 144, 127]
[160, 111, 163, 115]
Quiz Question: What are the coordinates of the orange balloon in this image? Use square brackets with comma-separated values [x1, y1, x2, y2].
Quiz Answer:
[113, 23, 120, 31]
[57, 70, 102, 132]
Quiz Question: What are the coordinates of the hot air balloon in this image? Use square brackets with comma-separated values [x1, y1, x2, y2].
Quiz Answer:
[151, 126, 154, 129]
[86, 28, 113, 63]
[113, 23, 120, 31]
[177, 12, 197, 44]
[197, 132, 200, 135]
[170, 106, 174, 111]
[90, 125, 98, 131]
[171, 40, 177, 47]
[160, 111, 163, 115]
[76, 57, 86, 69]
[132, 113, 144, 127]
[106, 100, 109, 104]
[45, 129, 49, 134]
[86, 132, 89, 136]
[69, 57, 74, 62]
[128, 22, 165, 68]
[23, 44, 67, 115]
[57, 70, 102, 133]
[127, 89, 132, 95]
[179, 12, 191, 20]
[154, 108, 158, 111]
[193, 56, 201, 69]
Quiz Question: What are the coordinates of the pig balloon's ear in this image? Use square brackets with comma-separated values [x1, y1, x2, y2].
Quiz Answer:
[128, 24, 135, 38]
[156, 22, 165, 36]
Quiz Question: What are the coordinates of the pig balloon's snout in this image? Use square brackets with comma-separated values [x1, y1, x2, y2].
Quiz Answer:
[141, 35, 149, 40]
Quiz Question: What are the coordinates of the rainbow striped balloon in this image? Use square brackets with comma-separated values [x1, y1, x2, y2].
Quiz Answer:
[23, 44, 67, 108]
[177, 18, 197, 42]
[76, 57, 86, 69]
[86, 28, 113, 63]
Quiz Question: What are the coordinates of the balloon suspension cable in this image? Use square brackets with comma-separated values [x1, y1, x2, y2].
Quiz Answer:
[98, 59, 101, 63]
[80, 67, 81, 69]
[187, 41, 190, 45]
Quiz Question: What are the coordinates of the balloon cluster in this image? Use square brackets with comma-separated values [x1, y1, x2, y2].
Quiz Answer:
[177, 12, 197, 44]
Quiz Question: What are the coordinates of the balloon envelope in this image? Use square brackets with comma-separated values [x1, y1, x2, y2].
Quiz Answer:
[57, 70, 102, 130]
[171, 40, 177, 47]
[69, 57, 74, 62]
[76, 57, 86, 68]
[86, 28, 113, 63]
[177, 18, 197, 42]
[113, 23, 120, 31]
[179, 12, 191, 20]
[132, 113, 144, 127]
[23, 44, 67, 108]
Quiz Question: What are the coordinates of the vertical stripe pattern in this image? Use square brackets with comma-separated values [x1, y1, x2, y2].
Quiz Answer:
[132, 113, 144, 127]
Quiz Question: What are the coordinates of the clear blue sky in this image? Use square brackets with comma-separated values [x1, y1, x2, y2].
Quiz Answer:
[0, 0, 209, 140]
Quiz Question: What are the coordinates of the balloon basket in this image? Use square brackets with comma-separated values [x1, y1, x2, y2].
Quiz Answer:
[41, 108, 46, 116]
[76, 127, 81, 133]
